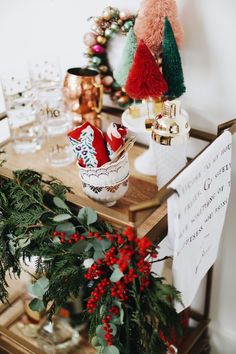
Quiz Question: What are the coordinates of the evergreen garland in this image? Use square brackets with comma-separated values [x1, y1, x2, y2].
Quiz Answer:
[0, 162, 182, 354]
[162, 17, 186, 99]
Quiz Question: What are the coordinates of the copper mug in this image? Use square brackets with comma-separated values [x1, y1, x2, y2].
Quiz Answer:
[63, 68, 103, 128]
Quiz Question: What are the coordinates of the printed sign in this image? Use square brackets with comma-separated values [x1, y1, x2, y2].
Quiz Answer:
[167, 131, 232, 312]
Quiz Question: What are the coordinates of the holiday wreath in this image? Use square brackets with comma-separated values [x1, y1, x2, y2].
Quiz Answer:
[83, 6, 136, 108]
[0, 159, 182, 354]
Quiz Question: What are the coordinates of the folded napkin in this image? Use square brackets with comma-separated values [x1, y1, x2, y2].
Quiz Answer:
[68, 122, 110, 168]
[105, 123, 127, 159]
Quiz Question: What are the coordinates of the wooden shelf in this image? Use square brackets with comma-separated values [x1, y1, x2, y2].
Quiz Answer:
[1, 139, 167, 239]
[1, 111, 235, 353]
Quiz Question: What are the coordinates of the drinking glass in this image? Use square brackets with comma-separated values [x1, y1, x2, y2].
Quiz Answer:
[33, 75, 74, 167]
[29, 58, 61, 91]
[45, 132, 75, 167]
[1, 74, 44, 153]
[36, 86, 72, 136]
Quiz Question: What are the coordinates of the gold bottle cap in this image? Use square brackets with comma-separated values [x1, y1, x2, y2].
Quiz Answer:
[152, 99, 190, 146]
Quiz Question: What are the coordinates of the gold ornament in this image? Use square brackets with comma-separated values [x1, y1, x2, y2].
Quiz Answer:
[93, 16, 101, 24]
[103, 7, 112, 20]
[117, 19, 123, 26]
[97, 35, 107, 45]
[86, 48, 94, 56]
[99, 65, 108, 73]
[117, 96, 129, 105]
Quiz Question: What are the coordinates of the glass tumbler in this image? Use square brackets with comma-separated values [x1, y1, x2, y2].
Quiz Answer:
[2, 75, 44, 154]
[29, 58, 61, 91]
[35, 86, 74, 167]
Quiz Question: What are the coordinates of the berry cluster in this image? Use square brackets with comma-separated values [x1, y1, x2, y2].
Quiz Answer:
[117, 246, 133, 272]
[86, 278, 110, 314]
[53, 231, 85, 244]
[85, 263, 102, 280]
[123, 268, 138, 284]
[88, 231, 103, 240]
[110, 306, 120, 316]
[110, 281, 128, 302]
[102, 315, 113, 346]
[104, 246, 117, 266]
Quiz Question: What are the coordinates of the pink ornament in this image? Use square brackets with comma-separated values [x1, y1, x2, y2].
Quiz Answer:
[102, 76, 114, 86]
[120, 9, 131, 20]
[83, 32, 97, 46]
[92, 44, 105, 54]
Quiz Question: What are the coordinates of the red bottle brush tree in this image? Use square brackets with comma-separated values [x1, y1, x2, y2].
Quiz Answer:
[162, 17, 186, 99]
[134, 0, 183, 56]
[125, 40, 168, 100]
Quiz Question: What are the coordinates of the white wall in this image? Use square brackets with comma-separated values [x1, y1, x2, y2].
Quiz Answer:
[0, 0, 236, 352]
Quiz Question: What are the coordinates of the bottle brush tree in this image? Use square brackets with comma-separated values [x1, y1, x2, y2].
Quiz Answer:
[134, 0, 183, 56]
[114, 28, 137, 88]
[162, 17, 186, 99]
[125, 40, 168, 100]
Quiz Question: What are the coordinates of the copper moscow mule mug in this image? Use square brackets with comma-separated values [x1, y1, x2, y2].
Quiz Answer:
[63, 68, 103, 128]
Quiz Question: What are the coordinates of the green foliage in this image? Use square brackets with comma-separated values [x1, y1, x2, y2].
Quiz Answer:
[27, 276, 49, 300]
[0, 168, 182, 354]
[162, 17, 186, 99]
[78, 207, 98, 226]
[29, 298, 45, 312]
[110, 267, 124, 282]
[114, 28, 137, 87]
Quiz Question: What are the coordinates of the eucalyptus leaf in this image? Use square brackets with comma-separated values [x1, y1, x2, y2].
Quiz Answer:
[29, 298, 45, 312]
[96, 325, 106, 346]
[110, 268, 124, 283]
[109, 323, 117, 336]
[113, 301, 124, 325]
[53, 196, 70, 211]
[71, 240, 88, 254]
[27, 276, 49, 300]
[91, 336, 100, 347]
[92, 238, 111, 252]
[99, 304, 106, 317]
[8, 240, 17, 255]
[53, 214, 72, 222]
[56, 222, 75, 235]
[83, 258, 94, 269]
[96, 324, 105, 338]
[85, 243, 93, 252]
[78, 207, 97, 226]
[93, 250, 104, 261]
[103, 345, 120, 354]
[18, 238, 31, 248]
[105, 222, 113, 233]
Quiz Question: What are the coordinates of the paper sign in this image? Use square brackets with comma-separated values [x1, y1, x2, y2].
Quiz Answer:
[0, 117, 10, 145]
[167, 131, 232, 312]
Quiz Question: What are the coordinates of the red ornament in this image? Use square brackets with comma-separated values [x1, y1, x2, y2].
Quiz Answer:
[125, 40, 168, 100]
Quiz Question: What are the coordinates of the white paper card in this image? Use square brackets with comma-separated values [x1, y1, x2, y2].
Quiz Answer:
[0, 117, 10, 145]
[167, 131, 232, 312]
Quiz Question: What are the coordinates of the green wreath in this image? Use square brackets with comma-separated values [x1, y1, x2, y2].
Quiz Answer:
[83, 6, 136, 108]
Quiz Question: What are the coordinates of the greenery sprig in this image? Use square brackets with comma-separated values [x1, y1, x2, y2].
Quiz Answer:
[0, 168, 182, 354]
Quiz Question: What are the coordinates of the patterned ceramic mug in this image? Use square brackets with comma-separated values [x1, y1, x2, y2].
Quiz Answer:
[77, 154, 129, 207]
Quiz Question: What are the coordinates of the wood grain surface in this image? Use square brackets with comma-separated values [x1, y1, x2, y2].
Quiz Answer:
[2, 140, 167, 237]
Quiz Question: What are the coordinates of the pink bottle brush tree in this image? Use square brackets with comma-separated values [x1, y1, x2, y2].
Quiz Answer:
[134, 0, 184, 56]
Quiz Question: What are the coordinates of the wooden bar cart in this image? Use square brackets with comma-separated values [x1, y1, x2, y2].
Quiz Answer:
[0, 108, 235, 354]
